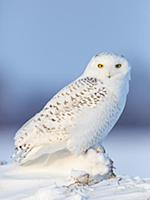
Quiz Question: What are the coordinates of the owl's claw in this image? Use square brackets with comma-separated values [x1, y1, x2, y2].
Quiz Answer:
[96, 146, 105, 153]
[85, 145, 105, 154]
[108, 172, 116, 179]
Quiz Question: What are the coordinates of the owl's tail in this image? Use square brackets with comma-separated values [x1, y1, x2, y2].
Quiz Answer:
[12, 142, 66, 165]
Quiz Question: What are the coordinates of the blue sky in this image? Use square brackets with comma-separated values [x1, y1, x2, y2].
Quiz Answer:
[0, 0, 150, 126]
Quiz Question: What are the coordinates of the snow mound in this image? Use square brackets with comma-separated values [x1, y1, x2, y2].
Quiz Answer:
[1, 148, 150, 200]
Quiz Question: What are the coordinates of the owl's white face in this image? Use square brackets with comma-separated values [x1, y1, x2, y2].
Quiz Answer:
[84, 53, 131, 82]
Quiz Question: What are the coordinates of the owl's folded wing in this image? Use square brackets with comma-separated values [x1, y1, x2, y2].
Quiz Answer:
[13, 76, 109, 163]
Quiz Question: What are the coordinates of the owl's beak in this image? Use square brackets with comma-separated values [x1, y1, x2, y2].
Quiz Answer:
[107, 73, 111, 78]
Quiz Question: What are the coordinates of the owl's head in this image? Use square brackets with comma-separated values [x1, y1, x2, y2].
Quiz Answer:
[84, 52, 131, 82]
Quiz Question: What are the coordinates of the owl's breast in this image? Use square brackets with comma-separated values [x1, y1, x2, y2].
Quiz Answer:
[94, 90, 126, 142]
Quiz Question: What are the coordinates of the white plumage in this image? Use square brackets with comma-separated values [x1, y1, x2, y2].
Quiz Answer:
[13, 52, 131, 164]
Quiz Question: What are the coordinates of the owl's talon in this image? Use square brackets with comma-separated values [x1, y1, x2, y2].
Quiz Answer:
[84, 149, 89, 154]
[108, 172, 116, 179]
[94, 145, 105, 154]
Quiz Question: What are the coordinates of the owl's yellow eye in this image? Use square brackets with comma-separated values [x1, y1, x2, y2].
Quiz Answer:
[115, 64, 122, 68]
[97, 64, 104, 68]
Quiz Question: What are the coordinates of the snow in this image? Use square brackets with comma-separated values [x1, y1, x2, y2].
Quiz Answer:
[0, 164, 150, 200]
[0, 127, 150, 199]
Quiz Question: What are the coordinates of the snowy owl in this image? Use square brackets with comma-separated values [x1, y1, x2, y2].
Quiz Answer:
[13, 52, 131, 164]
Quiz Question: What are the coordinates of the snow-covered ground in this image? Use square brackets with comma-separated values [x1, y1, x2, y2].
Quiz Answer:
[0, 127, 150, 199]
[0, 165, 150, 200]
